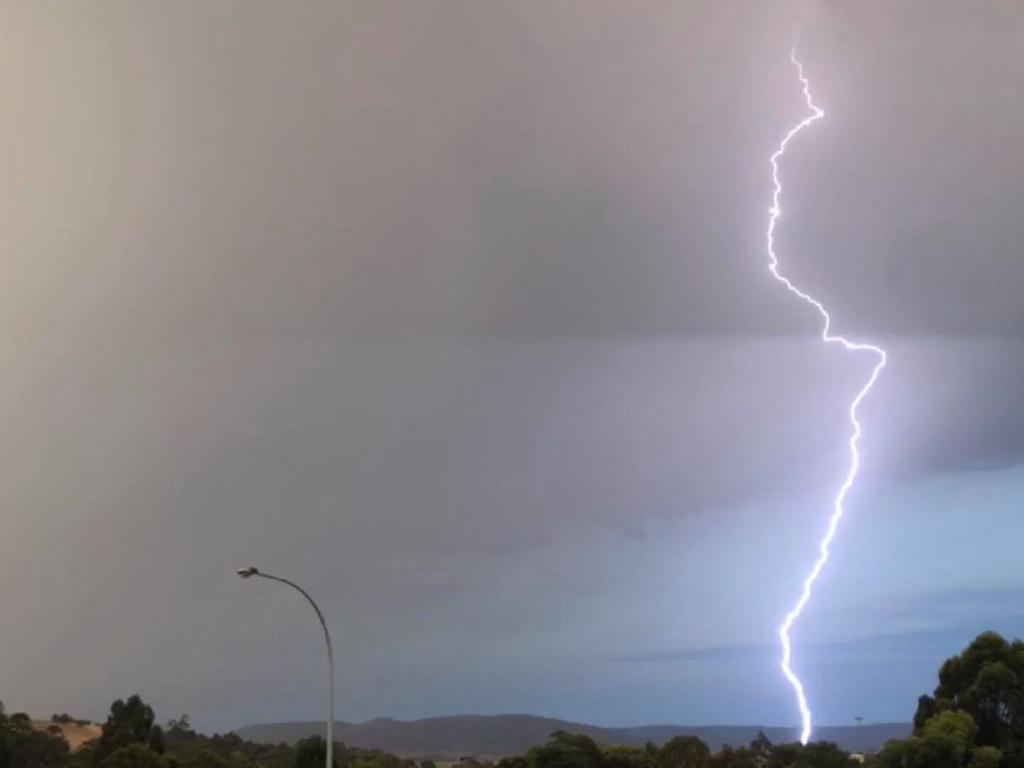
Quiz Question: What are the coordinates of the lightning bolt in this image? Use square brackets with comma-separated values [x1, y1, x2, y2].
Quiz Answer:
[767, 50, 887, 745]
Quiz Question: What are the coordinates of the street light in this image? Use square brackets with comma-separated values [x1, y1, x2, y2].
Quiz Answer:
[237, 567, 334, 768]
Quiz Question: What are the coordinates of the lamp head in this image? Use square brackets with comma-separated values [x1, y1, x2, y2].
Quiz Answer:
[236, 567, 260, 579]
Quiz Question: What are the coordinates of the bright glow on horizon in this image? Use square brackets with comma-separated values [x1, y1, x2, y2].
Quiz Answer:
[767, 50, 888, 745]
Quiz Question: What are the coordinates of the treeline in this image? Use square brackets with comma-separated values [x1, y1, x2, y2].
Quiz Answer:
[491, 729, 854, 768]
[0, 697, 416, 768]
[5, 631, 1024, 768]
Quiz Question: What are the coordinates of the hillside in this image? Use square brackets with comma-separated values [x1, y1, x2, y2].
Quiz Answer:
[32, 720, 102, 751]
[235, 715, 911, 758]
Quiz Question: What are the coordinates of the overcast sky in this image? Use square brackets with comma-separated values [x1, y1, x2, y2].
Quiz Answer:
[0, 1, 1022, 733]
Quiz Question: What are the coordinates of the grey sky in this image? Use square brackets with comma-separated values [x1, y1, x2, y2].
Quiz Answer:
[0, 1, 1021, 733]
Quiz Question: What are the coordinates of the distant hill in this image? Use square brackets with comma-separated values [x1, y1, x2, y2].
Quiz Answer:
[235, 715, 911, 758]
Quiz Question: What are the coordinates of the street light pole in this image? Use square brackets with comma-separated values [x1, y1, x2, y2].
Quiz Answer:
[238, 567, 334, 768]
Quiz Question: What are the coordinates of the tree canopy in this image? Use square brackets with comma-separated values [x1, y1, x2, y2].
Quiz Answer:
[877, 631, 1024, 768]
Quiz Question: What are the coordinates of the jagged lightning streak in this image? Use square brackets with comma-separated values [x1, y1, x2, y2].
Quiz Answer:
[767, 50, 887, 745]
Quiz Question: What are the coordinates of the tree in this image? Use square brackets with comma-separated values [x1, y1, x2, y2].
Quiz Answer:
[6, 716, 31, 736]
[294, 737, 342, 768]
[875, 739, 909, 768]
[148, 727, 166, 756]
[915, 631, 1024, 752]
[5, 727, 70, 768]
[877, 711, 979, 768]
[99, 745, 165, 768]
[766, 742, 801, 768]
[787, 741, 858, 768]
[602, 746, 658, 768]
[968, 746, 1002, 768]
[0, 705, 9, 768]
[748, 733, 771, 762]
[174, 748, 255, 768]
[527, 732, 603, 768]
[707, 747, 757, 768]
[70, 744, 100, 768]
[0, 706, 70, 768]
[166, 718, 193, 740]
[658, 737, 710, 768]
[96, 697, 159, 765]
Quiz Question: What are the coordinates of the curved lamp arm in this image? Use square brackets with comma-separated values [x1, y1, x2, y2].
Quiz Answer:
[238, 567, 334, 768]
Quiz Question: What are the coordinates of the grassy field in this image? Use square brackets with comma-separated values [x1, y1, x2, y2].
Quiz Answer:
[32, 720, 102, 751]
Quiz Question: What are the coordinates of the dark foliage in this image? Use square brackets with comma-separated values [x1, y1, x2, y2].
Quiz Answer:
[874, 631, 1024, 767]
[0, 704, 71, 768]
[95, 696, 160, 765]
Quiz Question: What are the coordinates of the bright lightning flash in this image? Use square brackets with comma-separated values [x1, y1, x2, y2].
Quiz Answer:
[767, 50, 887, 745]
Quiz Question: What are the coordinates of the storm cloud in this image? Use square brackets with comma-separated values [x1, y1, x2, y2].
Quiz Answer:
[0, 0, 1020, 733]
